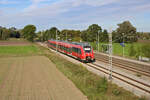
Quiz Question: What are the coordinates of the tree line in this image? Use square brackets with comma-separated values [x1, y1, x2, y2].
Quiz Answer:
[1, 21, 150, 43]
[0, 26, 21, 40]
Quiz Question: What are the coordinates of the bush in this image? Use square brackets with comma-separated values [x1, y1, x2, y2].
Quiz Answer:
[129, 44, 136, 57]
[96, 77, 108, 93]
[112, 89, 121, 96]
[138, 96, 147, 100]
[141, 44, 150, 58]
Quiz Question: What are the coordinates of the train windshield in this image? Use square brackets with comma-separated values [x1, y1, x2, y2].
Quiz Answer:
[84, 46, 91, 53]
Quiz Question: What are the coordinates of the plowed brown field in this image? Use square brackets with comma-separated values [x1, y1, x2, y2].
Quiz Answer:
[0, 56, 87, 100]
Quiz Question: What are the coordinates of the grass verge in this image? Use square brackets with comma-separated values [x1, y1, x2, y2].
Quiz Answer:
[38, 45, 144, 100]
[90, 42, 144, 57]
[0, 45, 42, 57]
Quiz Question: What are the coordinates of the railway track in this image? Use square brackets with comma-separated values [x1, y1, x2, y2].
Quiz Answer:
[94, 53, 150, 77]
[86, 63, 150, 94]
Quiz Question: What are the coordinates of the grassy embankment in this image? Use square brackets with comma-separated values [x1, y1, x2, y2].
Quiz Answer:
[37, 45, 146, 100]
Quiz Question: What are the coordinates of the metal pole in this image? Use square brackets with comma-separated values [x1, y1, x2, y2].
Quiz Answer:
[109, 30, 113, 80]
[80, 32, 81, 42]
[123, 33, 124, 57]
[66, 32, 67, 41]
[56, 30, 57, 52]
[98, 30, 100, 52]
[96, 33, 97, 51]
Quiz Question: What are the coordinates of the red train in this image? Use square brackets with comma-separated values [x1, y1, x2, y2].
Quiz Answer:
[47, 39, 95, 63]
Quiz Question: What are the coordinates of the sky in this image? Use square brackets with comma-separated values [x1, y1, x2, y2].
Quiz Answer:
[0, 0, 150, 32]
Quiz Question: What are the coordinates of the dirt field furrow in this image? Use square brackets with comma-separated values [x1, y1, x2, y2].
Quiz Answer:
[0, 56, 87, 100]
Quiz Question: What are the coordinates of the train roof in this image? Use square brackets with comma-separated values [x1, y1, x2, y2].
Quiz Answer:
[48, 39, 91, 47]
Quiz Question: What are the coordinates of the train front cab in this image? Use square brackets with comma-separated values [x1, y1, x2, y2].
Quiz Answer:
[81, 46, 95, 63]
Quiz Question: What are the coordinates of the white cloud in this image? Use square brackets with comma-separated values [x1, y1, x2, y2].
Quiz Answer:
[23, 0, 120, 17]
[23, 0, 53, 11]
[0, 0, 150, 31]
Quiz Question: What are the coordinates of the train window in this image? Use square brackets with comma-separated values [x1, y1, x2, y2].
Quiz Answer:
[63, 46, 64, 50]
[70, 48, 72, 53]
[76, 48, 78, 53]
[61, 45, 62, 50]
[68, 48, 70, 53]
[65, 47, 66, 51]
[67, 47, 69, 52]
[84, 46, 91, 53]
[72, 47, 75, 52]
[75, 48, 78, 53]
[69, 47, 72, 53]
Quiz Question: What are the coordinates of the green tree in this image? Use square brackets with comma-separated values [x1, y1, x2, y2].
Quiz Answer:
[60, 29, 67, 40]
[22, 25, 36, 42]
[99, 29, 108, 42]
[40, 27, 60, 41]
[87, 24, 102, 42]
[60, 29, 81, 42]
[36, 31, 45, 42]
[49, 27, 60, 40]
[114, 21, 137, 43]
[81, 24, 102, 42]
[0, 27, 11, 40]
[81, 30, 88, 41]
[9, 27, 20, 38]
[70, 30, 81, 42]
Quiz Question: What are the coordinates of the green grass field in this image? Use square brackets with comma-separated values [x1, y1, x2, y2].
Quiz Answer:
[91, 42, 145, 58]
[0, 45, 41, 56]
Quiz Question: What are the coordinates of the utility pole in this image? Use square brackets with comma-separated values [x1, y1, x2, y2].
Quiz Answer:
[122, 33, 124, 57]
[109, 29, 113, 80]
[80, 33, 81, 42]
[66, 32, 67, 41]
[98, 30, 100, 52]
[56, 30, 58, 52]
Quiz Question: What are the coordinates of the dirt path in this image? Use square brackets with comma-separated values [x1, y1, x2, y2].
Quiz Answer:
[0, 56, 87, 100]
